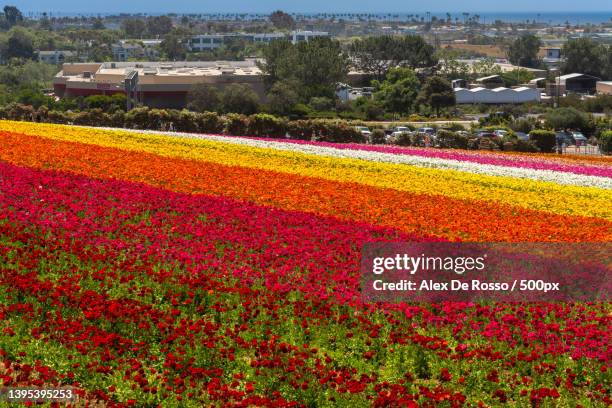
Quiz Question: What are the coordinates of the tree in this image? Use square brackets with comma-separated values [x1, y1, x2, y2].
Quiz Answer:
[221, 84, 260, 115]
[2, 6, 23, 28]
[91, 18, 105, 30]
[373, 67, 421, 115]
[417, 76, 455, 116]
[545, 107, 588, 131]
[121, 19, 147, 38]
[507, 34, 541, 68]
[260, 37, 348, 100]
[147, 16, 173, 36]
[349, 35, 437, 80]
[269, 10, 295, 30]
[266, 80, 299, 116]
[561, 38, 606, 78]
[161, 33, 185, 60]
[5, 28, 35, 60]
[186, 84, 221, 112]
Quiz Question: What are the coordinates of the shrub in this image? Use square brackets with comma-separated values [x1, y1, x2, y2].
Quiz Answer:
[224, 113, 249, 136]
[529, 129, 556, 153]
[124, 107, 151, 129]
[176, 110, 199, 132]
[370, 128, 386, 144]
[599, 130, 612, 155]
[390, 132, 413, 146]
[544, 107, 588, 132]
[248, 113, 287, 138]
[286, 120, 313, 140]
[310, 120, 364, 143]
[197, 111, 224, 134]
[436, 130, 469, 149]
[5, 103, 35, 121]
[72, 109, 112, 127]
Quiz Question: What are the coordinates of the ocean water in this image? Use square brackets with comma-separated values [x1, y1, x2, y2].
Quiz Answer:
[25, 11, 612, 25]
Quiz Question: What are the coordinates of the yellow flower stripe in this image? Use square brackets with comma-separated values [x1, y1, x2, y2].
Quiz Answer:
[2, 120, 611, 220]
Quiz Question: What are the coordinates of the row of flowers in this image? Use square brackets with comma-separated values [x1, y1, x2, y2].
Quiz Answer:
[1, 129, 610, 242]
[0, 122, 610, 221]
[1, 160, 610, 406]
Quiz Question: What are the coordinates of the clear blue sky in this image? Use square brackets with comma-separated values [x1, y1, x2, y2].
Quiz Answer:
[4, 1, 612, 14]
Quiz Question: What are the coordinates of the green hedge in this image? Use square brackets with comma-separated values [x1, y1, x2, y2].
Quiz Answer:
[529, 130, 556, 153]
[2, 103, 609, 154]
[599, 130, 612, 155]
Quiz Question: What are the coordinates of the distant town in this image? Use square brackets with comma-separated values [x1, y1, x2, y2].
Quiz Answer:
[0, 5, 611, 155]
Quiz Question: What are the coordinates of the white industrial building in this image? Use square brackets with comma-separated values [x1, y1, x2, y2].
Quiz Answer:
[455, 86, 541, 104]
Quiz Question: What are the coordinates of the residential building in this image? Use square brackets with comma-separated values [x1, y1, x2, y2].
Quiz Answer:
[37, 50, 77, 64]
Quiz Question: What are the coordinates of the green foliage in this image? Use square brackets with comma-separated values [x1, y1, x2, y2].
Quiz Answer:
[221, 84, 260, 115]
[413, 347, 431, 380]
[561, 38, 609, 79]
[507, 34, 542, 68]
[599, 130, 612, 155]
[373, 67, 421, 115]
[436, 130, 469, 149]
[266, 80, 299, 116]
[269, 10, 295, 30]
[349, 35, 438, 80]
[417, 76, 455, 116]
[545, 107, 589, 132]
[500, 69, 536, 87]
[187, 84, 221, 113]
[370, 128, 386, 144]
[224, 113, 249, 135]
[308, 97, 334, 112]
[197, 111, 224, 134]
[529, 129, 556, 153]
[247, 113, 287, 138]
[260, 37, 348, 100]
[83, 94, 126, 112]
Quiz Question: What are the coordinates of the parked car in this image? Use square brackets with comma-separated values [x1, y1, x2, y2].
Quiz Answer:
[515, 132, 529, 141]
[494, 129, 508, 138]
[570, 132, 588, 146]
[391, 126, 412, 137]
[476, 129, 497, 138]
[355, 126, 372, 138]
[416, 127, 436, 136]
[556, 131, 587, 146]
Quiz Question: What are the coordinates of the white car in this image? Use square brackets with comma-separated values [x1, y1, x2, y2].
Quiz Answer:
[390, 126, 412, 137]
[355, 126, 372, 137]
[417, 127, 436, 136]
[494, 129, 508, 138]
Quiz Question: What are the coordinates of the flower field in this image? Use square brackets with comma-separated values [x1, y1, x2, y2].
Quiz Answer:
[0, 120, 610, 407]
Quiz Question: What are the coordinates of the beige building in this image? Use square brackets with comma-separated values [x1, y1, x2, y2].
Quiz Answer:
[53, 61, 266, 108]
[596, 81, 612, 95]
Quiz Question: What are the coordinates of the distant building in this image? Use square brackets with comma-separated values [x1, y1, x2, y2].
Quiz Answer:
[53, 61, 266, 109]
[336, 83, 373, 101]
[455, 87, 541, 104]
[112, 40, 162, 61]
[186, 31, 330, 51]
[542, 47, 562, 68]
[596, 81, 612, 95]
[290, 31, 330, 43]
[476, 75, 505, 89]
[546, 73, 601, 96]
[37, 50, 77, 64]
[451, 79, 467, 89]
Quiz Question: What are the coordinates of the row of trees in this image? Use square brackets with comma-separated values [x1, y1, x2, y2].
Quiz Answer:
[506, 34, 612, 80]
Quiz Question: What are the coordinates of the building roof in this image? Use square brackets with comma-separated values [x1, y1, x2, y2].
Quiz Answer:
[557, 73, 602, 84]
[477, 75, 502, 82]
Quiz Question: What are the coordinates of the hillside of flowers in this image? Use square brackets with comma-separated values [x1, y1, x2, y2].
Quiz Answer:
[0, 120, 610, 407]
